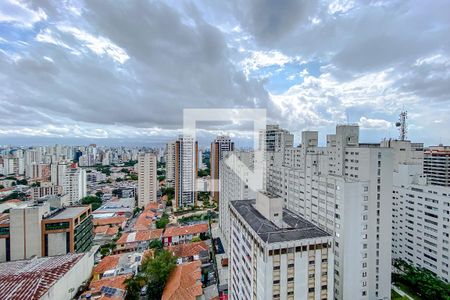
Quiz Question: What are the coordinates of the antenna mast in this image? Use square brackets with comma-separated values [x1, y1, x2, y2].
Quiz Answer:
[395, 110, 407, 141]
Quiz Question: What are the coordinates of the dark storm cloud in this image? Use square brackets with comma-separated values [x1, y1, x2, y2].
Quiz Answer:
[0, 0, 269, 130]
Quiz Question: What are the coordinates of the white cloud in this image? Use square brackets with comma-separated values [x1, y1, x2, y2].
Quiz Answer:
[358, 117, 391, 129]
[57, 25, 130, 64]
[0, 0, 47, 28]
[241, 50, 298, 76]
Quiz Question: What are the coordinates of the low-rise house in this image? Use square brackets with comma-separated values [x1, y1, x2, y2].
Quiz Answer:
[0, 252, 95, 300]
[115, 229, 163, 253]
[163, 223, 209, 246]
[80, 274, 130, 300]
[93, 252, 144, 280]
[93, 225, 119, 245]
[162, 261, 203, 300]
[93, 216, 127, 229]
[166, 241, 209, 264]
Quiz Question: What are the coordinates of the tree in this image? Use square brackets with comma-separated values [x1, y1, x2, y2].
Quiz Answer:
[191, 237, 202, 243]
[81, 195, 102, 211]
[125, 250, 177, 300]
[124, 274, 147, 300]
[144, 250, 177, 299]
[0, 185, 4, 189]
[149, 240, 163, 253]
[392, 258, 450, 300]
[155, 213, 170, 229]
[162, 187, 174, 200]
[15, 179, 28, 185]
[157, 175, 165, 182]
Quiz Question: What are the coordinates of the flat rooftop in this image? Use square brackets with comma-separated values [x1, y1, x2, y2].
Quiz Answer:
[47, 206, 88, 220]
[230, 200, 330, 243]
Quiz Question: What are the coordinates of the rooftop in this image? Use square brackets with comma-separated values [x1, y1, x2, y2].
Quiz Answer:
[162, 261, 203, 300]
[93, 216, 127, 226]
[230, 200, 330, 243]
[0, 253, 85, 299]
[46, 206, 89, 220]
[163, 223, 208, 238]
[116, 229, 163, 245]
[166, 241, 209, 258]
[94, 254, 121, 275]
[83, 274, 130, 300]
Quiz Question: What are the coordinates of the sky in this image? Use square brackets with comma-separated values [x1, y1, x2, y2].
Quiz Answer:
[0, 0, 449, 147]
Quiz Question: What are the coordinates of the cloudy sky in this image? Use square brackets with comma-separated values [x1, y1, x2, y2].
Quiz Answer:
[0, 0, 449, 146]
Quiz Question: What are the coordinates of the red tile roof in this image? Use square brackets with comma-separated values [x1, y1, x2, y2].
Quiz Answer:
[0, 253, 85, 299]
[133, 211, 155, 231]
[162, 261, 203, 300]
[93, 254, 121, 275]
[116, 229, 163, 245]
[166, 241, 209, 258]
[93, 216, 127, 227]
[163, 223, 208, 238]
[94, 225, 119, 236]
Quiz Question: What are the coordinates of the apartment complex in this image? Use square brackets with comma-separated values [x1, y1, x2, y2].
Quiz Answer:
[229, 192, 333, 300]
[51, 162, 87, 205]
[165, 141, 176, 188]
[219, 150, 255, 246]
[137, 152, 158, 208]
[210, 136, 234, 202]
[266, 125, 393, 300]
[0, 203, 93, 262]
[424, 145, 450, 187]
[386, 140, 450, 282]
[172, 136, 198, 208]
[259, 124, 294, 153]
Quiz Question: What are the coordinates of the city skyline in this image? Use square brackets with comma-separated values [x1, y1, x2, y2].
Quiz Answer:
[1, 1, 450, 146]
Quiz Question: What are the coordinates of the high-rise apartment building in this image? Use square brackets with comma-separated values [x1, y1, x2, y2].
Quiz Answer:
[137, 152, 158, 208]
[63, 165, 87, 205]
[229, 192, 334, 300]
[173, 136, 198, 208]
[210, 136, 234, 202]
[165, 141, 176, 188]
[424, 145, 450, 187]
[219, 150, 255, 246]
[266, 125, 394, 300]
[259, 124, 294, 153]
[386, 140, 450, 283]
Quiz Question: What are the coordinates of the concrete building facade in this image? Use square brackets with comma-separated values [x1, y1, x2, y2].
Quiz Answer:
[137, 152, 158, 208]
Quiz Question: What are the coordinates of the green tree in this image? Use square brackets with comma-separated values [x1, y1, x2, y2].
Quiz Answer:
[155, 213, 170, 229]
[124, 274, 147, 300]
[144, 250, 177, 299]
[0, 185, 4, 189]
[125, 250, 177, 300]
[191, 236, 202, 243]
[15, 179, 28, 185]
[149, 240, 163, 253]
[81, 195, 102, 211]
[162, 187, 174, 200]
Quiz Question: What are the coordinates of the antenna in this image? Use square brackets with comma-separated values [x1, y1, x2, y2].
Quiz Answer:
[395, 110, 407, 141]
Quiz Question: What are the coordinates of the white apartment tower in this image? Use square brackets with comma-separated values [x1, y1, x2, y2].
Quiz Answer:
[211, 136, 234, 202]
[63, 165, 87, 205]
[386, 140, 450, 283]
[229, 192, 334, 300]
[267, 125, 394, 300]
[137, 152, 158, 208]
[219, 150, 255, 245]
[174, 136, 198, 208]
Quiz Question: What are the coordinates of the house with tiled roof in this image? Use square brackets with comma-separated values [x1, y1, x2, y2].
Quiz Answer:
[0, 252, 94, 300]
[115, 229, 163, 253]
[93, 216, 127, 228]
[80, 274, 130, 300]
[162, 261, 203, 300]
[93, 225, 120, 245]
[166, 241, 210, 264]
[163, 223, 209, 246]
[133, 210, 156, 231]
[93, 254, 121, 280]
[93, 252, 144, 280]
